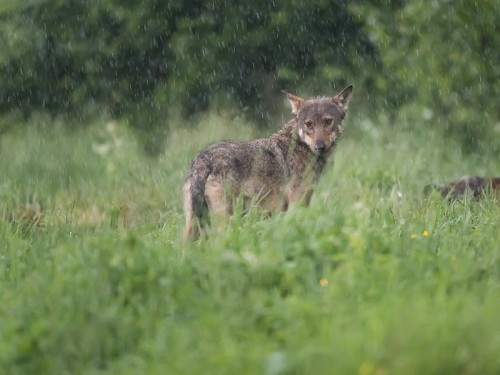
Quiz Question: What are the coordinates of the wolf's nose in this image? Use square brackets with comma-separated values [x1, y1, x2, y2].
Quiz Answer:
[315, 140, 325, 152]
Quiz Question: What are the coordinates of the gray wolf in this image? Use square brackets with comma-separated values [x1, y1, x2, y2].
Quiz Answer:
[183, 85, 353, 240]
[424, 176, 500, 199]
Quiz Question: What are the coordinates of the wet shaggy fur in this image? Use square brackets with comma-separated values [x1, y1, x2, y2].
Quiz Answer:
[183, 85, 353, 240]
[424, 176, 500, 199]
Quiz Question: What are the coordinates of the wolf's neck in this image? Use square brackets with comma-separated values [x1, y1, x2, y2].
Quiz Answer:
[272, 119, 301, 153]
[273, 120, 327, 179]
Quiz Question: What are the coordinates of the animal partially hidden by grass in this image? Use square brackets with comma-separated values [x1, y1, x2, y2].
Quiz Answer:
[424, 176, 500, 200]
[183, 85, 353, 240]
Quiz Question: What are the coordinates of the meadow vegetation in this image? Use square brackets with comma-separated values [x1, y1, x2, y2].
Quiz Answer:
[1, 111, 499, 374]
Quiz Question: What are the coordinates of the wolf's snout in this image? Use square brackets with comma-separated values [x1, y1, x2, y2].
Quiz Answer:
[314, 140, 326, 152]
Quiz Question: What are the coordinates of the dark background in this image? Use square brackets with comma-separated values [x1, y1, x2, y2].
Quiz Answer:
[1, 0, 498, 154]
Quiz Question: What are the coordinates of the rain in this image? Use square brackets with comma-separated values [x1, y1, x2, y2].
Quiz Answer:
[1, 1, 499, 374]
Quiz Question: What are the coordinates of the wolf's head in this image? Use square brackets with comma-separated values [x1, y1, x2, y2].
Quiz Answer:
[283, 85, 353, 156]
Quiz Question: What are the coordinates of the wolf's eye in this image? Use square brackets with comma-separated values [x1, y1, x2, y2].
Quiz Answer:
[304, 120, 313, 130]
[324, 118, 333, 126]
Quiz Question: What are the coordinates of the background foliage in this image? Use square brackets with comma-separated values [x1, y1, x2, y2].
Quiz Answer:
[1, 2, 500, 373]
[351, 0, 500, 150]
[2, 1, 498, 152]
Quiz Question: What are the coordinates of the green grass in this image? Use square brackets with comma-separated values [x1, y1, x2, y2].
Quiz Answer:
[1, 113, 499, 374]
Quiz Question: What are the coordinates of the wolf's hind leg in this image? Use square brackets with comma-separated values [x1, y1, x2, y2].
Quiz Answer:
[205, 179, 232, 233]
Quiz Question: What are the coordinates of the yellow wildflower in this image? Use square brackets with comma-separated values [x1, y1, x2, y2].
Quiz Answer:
[319, 278, 329, 287]
[423, 230, 429, 237]
[410, 233, 417, 239]
[359, 362, 375, 375]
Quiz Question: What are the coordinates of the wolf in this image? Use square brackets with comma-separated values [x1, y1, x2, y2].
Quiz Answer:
[424, 176, 500, 199]
[183, 85, 353, 240]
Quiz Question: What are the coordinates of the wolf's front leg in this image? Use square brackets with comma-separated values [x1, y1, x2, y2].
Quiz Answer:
[287, 180, 314, 207]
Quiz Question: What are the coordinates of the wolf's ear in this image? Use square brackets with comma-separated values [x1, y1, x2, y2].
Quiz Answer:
[282, 90, 305, 115]
[332, 85, 353, 112]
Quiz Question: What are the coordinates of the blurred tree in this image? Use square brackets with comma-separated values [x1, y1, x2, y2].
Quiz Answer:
[351, 0, 500, 150]
[169, 0, 376, 125]
[0, 0, 182, 153]
[0, 0, 375, 145]
[0, 0, 375, 153]
[3, 0, 499, 153]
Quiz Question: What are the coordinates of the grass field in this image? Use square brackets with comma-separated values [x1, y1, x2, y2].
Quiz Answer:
[1, 111, 500, 374]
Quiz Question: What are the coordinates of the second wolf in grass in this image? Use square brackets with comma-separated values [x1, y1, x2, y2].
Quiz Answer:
[183, 85, 353, 239]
